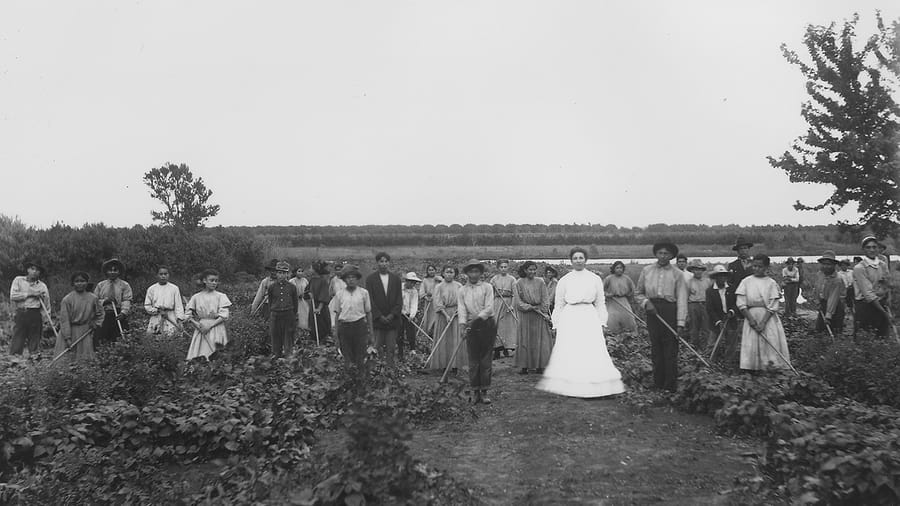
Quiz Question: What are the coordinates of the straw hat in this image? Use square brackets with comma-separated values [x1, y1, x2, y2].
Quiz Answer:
[462, 259, 485, 273]
[275, 260, 292, 272]
[101, 258, 125, 273]
[404, 272, 423, 283]
[686, 259, 707, 272]
[817, 251, 837, 264]
[23, 260, 46, 276]
[709, 264, 730, 277]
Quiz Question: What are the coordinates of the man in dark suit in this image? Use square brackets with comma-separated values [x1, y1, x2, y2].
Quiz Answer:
[706, 264, 738, 361]
[365, 252, 403, 367]
[727, 237, 754, 296]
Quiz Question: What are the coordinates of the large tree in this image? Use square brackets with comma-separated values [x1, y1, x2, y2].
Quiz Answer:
[768, 13, 900, 239]
[143, 163, 220, 231]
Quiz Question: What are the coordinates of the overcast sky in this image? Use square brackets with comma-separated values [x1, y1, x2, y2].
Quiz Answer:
[2, 1, 897, 229]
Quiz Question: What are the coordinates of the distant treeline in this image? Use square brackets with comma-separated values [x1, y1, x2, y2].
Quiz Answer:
[240, 223, 864, 248]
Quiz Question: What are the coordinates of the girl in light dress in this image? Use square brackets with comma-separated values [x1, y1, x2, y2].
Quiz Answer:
[735, 254, 791, 371]
[419, 264, 442, 336]
[55, 271, 105, 363]
[185, 269, 232, 360]
[603, 261, 637, 334]
[427, 265, 467, 372]
[290, 266, 310, 332]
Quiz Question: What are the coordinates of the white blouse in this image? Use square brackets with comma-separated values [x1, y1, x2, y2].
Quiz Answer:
[553, 269, 608, 327]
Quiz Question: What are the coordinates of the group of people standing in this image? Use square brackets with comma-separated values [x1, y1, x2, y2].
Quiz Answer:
[7, 234, 894, 403]
[7, 258, 233, 363]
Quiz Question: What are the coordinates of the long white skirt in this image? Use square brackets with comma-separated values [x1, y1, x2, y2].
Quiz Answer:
[186, 320, 227, 360]
[537, 304, 626, 398]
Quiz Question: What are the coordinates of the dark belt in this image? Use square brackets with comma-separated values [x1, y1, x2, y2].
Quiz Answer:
[689, 301, 705, 304]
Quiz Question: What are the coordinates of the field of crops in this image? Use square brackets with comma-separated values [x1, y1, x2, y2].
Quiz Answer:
[2, 273, 900, 504]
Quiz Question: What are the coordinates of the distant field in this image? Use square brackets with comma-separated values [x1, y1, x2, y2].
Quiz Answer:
[268, 242, 861, 264]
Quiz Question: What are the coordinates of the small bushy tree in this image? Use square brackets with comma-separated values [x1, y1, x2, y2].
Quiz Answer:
[143, 163, 220, 231]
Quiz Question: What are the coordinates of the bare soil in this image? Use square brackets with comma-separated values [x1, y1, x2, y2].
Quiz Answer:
[404, 358, 764, 506]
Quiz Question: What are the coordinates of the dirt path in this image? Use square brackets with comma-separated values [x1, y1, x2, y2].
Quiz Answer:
[406, 358, 761, 505]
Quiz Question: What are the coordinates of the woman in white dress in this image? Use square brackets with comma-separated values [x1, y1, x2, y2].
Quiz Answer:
[537, 247, 626, 398]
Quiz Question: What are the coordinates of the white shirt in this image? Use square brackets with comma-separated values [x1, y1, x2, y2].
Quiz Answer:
[380, 273, 390, 295]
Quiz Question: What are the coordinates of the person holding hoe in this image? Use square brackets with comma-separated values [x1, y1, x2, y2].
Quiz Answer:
[514, 261, 553, 375]
[185, 269, 232, 360]
[9, 260, 51, 356]
[814, 251, 845, 336]
[251, 259, 279, 319]
[852, 236, 892, 338]
[94, 258, 132, 347]
[55, 271, 104, 363]
[427, 265, 466, 374]
[267, 261, 299, 358]
[685, 259, 712, 350]
[144, 265, 186, 338]
[399, 271, 422, 359]
[491, 259, 518, 358]
[332, 264, 373, 370]
[735, 254, 792, 371]
[705, 264, 737, 361]
[458, 259, 497, 404]
[634, 239, 688, 392]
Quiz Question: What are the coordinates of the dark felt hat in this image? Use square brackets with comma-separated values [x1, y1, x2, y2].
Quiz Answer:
[817, 251, 837, 264]
[264, 258, 279, 271]
[23, 260, 46, 276]
[462, 258, 485, 274]
[544, 265, 558, 276]
[732, 237, 754, 251]
[101, 258, 125, 273]
[652, 239, 679, 257]
[786, 257, 796, 264]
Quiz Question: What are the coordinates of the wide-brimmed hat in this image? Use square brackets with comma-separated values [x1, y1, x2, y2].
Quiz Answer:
[686, 259, 707, 272]
[101, 258, 125, 273]
[462, 259, 485, 273]
[709, 264, 730, 277]
[861, 235, 879, 248]
[786, 257, 796, 264]
[818, 250, 837, 264]
[263, 258, 279, 271]
[544, 265, 558, 276]
[275, 260, 292, 272]
[652, 239, 679, 257]
[732, 237, 754, 251]
[404, 272, 423, 283]
[339, 264, 362, 280]
[23, 260, 46, 276]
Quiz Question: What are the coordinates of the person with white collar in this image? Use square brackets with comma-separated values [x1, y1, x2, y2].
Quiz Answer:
[852, 236, 892, 338]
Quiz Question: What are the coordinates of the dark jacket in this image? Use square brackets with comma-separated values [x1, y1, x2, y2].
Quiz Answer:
[365, 271, 403, 330]
[266, 279, 298, 315]
[727, 258, 753, 296]
[706, 284, 737, 326]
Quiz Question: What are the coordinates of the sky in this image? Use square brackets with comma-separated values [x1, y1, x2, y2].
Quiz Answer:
[1, 1, 898, 229]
